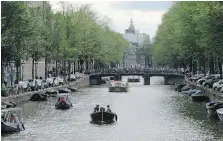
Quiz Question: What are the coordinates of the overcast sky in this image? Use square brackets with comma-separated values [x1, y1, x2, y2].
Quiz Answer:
[50, 1, 173, 39]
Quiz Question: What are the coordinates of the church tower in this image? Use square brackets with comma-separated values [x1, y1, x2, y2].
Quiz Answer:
[125, 19, 136, 34]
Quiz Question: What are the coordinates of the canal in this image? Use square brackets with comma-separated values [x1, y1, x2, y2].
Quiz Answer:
[2, 77, 223, 141]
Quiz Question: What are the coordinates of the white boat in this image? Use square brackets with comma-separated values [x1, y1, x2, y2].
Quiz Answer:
[217, 108, 223, 121]
[108, 81, 129, 92]
[1, 108, 25, 133]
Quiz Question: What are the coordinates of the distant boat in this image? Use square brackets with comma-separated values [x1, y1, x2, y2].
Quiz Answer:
[45, 89, 59, 97]
[1, 108, 25, 133]
[217, 108, 223, 121]
[58, 88, 71, 94]
[55, 93, 73, 110]
[127, 76, 140, 82]
[108, 81, 129, 92]
[1, 101, 16, 109]
[90, 108, 117, 124]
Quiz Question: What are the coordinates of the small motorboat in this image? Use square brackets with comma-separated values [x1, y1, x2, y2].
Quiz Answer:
[191, 90, 209, 102]
[30, 93, 47, 101]
[55, 93, 73, 110]
[58, 88, 71, 93]
[217, 108, 223, 121]
[127, 76, 140, 82]
[175, 84, 187, 92]
[109, 81, 129, 92]
[1, 101, 16, 109]
[1, 108, 25, 133]
[182, 89, 198, 96]
[68, 87, 78, 92]
[181, 84, 191, 92]
[45, 89, 59, 97]
[90, 108, 117, 124]
[206, 100, 223, 117]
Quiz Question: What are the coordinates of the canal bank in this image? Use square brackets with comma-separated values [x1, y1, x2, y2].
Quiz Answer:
[186, 80, 223, 102]
[1, 75, 89, 104]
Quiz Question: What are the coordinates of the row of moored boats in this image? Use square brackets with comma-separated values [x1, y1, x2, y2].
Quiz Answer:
[175, 83, 223, 121]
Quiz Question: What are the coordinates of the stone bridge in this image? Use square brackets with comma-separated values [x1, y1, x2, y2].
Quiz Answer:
[89, 69, 185, 85]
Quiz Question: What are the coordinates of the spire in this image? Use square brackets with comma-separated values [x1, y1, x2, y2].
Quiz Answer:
[125, 19, 136, 34]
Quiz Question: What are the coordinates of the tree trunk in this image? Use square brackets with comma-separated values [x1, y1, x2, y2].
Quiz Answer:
[209, 56, 214, 75]
[80, 59, 84, 73]
[86, 58, 89, 72]
[73, 61, 76, 73]
[15, 59, 21, 84]
[56, 60, 58, 77]
[218, 57, 222, 78]
[45, 56, 48, 79]
[189, 57, 193, 73]
[68, 61, 71, 80]
[32, 58, 34, 80]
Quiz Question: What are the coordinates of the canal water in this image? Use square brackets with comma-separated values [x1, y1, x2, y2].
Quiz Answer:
[2, 77, 223, 141]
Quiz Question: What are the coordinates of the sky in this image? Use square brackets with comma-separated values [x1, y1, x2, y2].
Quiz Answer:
[50, 1, 173, 39]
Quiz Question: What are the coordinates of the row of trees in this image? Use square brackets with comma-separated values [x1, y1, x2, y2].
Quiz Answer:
[1, 1, 129, 81]
[152, 2, 223, 77]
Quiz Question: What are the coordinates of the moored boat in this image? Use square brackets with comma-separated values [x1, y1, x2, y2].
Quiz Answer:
[108, 81, 129, 92]
[58, 88, 71, 93]
[30, 92, 48, 101]
[1, 101, 16, 109]
[216, 108, 223, 121]
[68, 87, 78, 92]
[175, 84, 187, 92]
[206, 101, 223, 117]
[191, 90, 209, 102]
[55, 93, 73, 110]
[45, 89, 59, 97]
[1, 108, 25, 133]
[127, 76, 140, 82]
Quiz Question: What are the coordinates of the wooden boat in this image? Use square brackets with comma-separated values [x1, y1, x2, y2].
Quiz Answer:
[127, 76, 140, 82]
[1, 101, 16, 109]
[1, 108, 25, 133]
[55, 93, 73, 110]
[206, 101, 223, 117]
[108, 81, 129, 92]
[45, 89, 59, 97]
[217, 108, 223, 121]
[30, 93, 47, 101]
[90, 108, 117, 124]
[58, 88, 71, 93]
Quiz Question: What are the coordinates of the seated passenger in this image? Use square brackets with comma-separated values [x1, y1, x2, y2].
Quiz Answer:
[107, 105, 112, 112]
[94, 105, 99, 112]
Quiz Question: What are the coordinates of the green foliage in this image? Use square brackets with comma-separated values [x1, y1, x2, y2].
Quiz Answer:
[152, 1, 223, 68]
[1, 2, 129, 71]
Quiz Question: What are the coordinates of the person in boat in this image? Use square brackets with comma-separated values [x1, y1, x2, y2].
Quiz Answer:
[94, 105, 99, 112]
[107, 105, 112, 112]
[10, 114, 15, 123]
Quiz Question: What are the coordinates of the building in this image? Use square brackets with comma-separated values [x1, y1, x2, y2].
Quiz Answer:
[122, 19, 150, 68]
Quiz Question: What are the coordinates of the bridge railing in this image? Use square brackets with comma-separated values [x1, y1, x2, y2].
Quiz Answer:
[86, 68, 183, 75]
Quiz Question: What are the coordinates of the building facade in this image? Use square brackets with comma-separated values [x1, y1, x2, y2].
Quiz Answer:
[122, 19, 150, 68]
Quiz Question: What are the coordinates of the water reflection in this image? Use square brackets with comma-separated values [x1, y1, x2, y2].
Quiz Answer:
[2, 77, 222, 141]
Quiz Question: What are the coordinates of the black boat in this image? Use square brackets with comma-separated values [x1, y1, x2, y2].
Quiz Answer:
[68, 87, 78, 92]
[30, 93, 47, 101]
[45, 89, 59, 97]
[55, 94, 73, 110]
[175, 84, 187, 92]
[206, 100, 223, 117]
[1, 101, 16, 109]
[90, 109, 117, 124]
[58, 88, 71, 93]
[191, 90, 209, 102]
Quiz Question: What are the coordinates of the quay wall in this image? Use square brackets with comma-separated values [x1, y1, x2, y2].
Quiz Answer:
[1, 76, 89, 104]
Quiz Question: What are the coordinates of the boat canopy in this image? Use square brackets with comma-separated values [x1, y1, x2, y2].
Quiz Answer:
[217, 108, 223, 114]
[1, 107, 23, 122]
